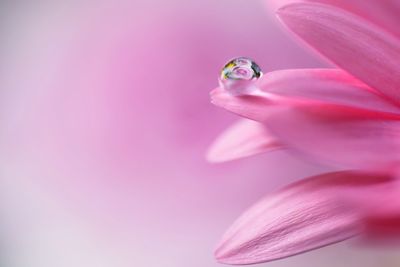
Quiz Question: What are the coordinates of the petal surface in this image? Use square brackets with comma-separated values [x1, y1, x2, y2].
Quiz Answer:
[215, 171, 395, 264]
[206, 119, 282, 163]
[259, 69, 400, 113]
[277, 2, 400, 103]
[211, 68, 400, 122]
[268, 0, 400, 37]
[264, 103, 400, 168]
[211, 70, 400, 168]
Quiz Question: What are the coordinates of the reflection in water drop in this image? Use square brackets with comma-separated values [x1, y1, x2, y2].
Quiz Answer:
[219, 57, 263, 95]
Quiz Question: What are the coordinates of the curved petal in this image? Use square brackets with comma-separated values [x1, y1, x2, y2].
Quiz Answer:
[206, 119, 282, 163]
[268, 0, 400, 38]
[211, 69, 400, 168]
[215, 171, 395, 264]
[259, 69, 400, 113]
[211, 69, 400, 121]
[264, 104, 400, 168]
[276, 2, 400, 104]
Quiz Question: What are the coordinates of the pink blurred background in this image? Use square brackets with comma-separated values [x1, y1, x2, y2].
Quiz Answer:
[0, 0, 398, 266]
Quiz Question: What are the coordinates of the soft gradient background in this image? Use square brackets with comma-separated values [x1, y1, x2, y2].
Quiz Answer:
[0, 1, 398, 266]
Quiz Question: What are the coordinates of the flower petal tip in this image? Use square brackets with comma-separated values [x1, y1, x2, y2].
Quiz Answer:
[206, 119, 282, 163]
[214, 246, 234, 265]
[205, 147, 242, 164]
[214, 243, 264, 265]
[205, 148, 225, 164]
[214, 235, 295, 265]
[275, 2, 299, 17]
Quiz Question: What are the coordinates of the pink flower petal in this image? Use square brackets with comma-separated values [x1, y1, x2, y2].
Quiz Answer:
[357, 188, 400, 244]
[211, 70, 400, 168]
[211, 69, 400, 121]
[277, 2, 400, 103]
[259, 69, 400, 113]
[264, 103, 400, 168]
[268, 1, 400, 37]
[210, 86, 274, 123]
[364, 216, 400, 241]
[207, 119, 282, 163]
[215, 171, 394, 264]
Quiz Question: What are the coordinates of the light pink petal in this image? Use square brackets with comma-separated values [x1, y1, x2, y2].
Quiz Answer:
[215, 171, 395, 264]
[277, 2, 400, 103]
[207, 119, 282, 163]
[211, 86, 274, 123]
[268, 1, 400, 38]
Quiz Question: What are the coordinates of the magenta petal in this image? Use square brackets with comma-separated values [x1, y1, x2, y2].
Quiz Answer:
[211, 69, 400, 121]
[315, 1, 400, 38]
[363, 216, 400, 244]
[211, 69, 400, 167]
[215, 171, 393, 264]
[277, 3, 400, 103]
[264, 104, 400, 168]
[268, 1, 400, 37]
[355, 180, 400, 243]
[207, 119, 282, 163]
[258, 69, 400, 113]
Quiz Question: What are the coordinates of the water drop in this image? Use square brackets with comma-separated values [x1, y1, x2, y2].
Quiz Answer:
[219, 57, 263, 95]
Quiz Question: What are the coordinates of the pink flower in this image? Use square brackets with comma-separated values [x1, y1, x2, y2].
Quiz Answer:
[210, 1, 400, 265]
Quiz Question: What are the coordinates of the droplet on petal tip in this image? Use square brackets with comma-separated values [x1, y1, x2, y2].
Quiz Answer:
[219, 57, 263, 96]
